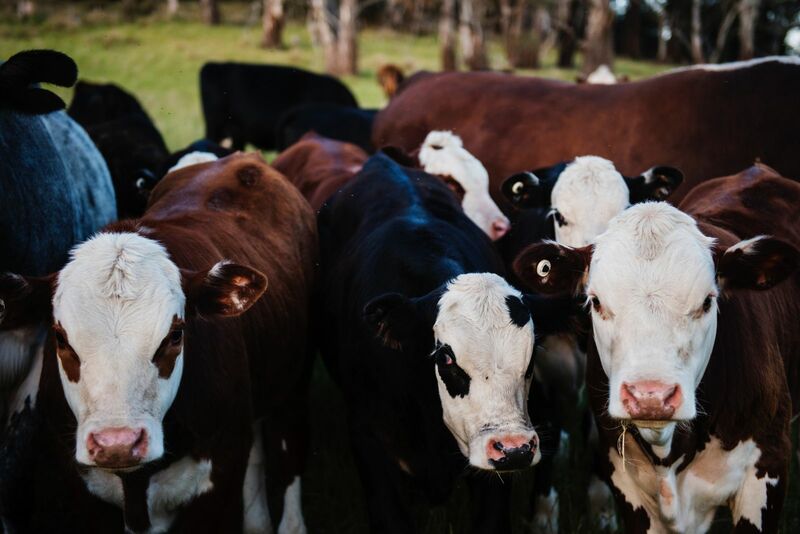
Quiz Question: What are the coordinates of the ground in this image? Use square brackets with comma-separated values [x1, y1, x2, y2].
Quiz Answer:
[1, 4, 798, 532]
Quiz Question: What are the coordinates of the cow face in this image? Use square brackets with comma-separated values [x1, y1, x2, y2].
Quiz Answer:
[419, 131, 510, 241]
[513, 203, 798, 436]
[502, 157, 683, 247]
[43, 232, 266, 470]
[365, 273, 546, 471]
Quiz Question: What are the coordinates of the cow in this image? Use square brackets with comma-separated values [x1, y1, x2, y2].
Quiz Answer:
[502, 156, 683, 247]
[271, 132, 368, 211]
[200, 62, 358, 151]
[274, 103, 376, 153]
[0, 152, 317, 533]
[68, 80, 169, 219]
[159, 139, 234, 177]
[376, 64, 405, 99]
[0, 49, 118, 530]
[512, 163, 800, 533]
[372, 57, 800, 210]
[317, 151, 576, 533]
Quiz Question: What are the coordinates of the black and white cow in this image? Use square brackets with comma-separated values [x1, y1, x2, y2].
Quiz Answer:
[0, 49, 117, 530]
[317, 152, 575, 532]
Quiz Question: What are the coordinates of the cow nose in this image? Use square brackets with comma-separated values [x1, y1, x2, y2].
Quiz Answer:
[620, 381, 682, 420]
[87, 427, 148, 468]
[490, 218, 510, 240]
[487, 435, 537, 470]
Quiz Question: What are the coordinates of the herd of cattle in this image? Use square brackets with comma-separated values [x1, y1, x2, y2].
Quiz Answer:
[0, 48, 799, 534]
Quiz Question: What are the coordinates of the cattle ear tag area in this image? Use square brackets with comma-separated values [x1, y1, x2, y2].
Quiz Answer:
[717, 236, 799, 292]
[189, 262, 268, 317]
[536, 260, 551, 278]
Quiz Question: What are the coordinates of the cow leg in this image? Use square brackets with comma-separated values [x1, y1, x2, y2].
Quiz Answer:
[262, 412, 308, 534]
[348, 419, 415, 533]
[466, 473, 512, 534]
[731, 464, 786, 534]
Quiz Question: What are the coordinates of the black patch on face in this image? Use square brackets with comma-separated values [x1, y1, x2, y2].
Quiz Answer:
[433, 343, 471, 398]
[505, 295, 530, 327]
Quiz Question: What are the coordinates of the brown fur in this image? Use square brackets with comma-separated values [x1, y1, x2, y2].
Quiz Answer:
[272, 132, 368, 210]
[373, 64, 800, 211]
[376, 64, 406, 99]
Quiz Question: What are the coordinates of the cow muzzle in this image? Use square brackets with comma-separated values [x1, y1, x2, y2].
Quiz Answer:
[86, 427, 149, 469]
[620, 381, 683, 420]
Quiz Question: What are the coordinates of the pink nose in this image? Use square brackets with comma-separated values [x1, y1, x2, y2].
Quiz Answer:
[620, 381, 682, 420]
[87, 427, 148, 468]
[486, 434, 537, 461]
[490, 219, 510, 240]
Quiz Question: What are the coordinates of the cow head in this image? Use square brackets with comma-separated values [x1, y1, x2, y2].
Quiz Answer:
[418, 131, 510, 241]
[513, 203, 798, 442]
[0, 232, 267, 470]
[364, 273, 574, 470]
[502, 157, 683, 247]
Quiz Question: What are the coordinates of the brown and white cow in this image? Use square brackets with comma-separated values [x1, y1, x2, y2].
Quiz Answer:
[0, 153, 317, 533]
[271, 131, 368, 211]
[513, 164, 800, 533]
[373, 57, 800, 210]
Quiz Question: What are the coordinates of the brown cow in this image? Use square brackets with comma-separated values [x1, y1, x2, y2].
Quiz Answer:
[376, 64, 405, 100]
[373, 57, 800, 210]
[272, 132, 368, 211]
[0, 153, 317, 533]
[513, 164, 800, 533]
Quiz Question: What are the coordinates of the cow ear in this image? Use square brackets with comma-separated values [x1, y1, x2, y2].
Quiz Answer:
[184, 261, 267, 317]
[624, 166, 684, 203]
[363, 292, 438, 351]
[0, 272, 56, 330]
[716, 236, 799, 291]
[513, 242, 591, 296]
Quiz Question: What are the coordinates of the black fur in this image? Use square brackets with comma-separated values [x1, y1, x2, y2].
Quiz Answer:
[505, 295, 531, 327]
[433, 344, 471, 398]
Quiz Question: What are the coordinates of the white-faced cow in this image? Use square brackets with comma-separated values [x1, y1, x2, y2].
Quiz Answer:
[317, 152, 575, 532]
[0, 153, 316, 534]
[514, 164, 800, 533]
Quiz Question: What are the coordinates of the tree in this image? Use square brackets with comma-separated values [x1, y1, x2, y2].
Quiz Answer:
[690, 0, 704, 62]
[309, 0, 359, 75]
[623, 0, 642, 58]
[167, 0, 179, 16]
[582, 0, 614, 74]
[200, 0, 220, 25]
[439, 0, 457, 70]
[737, 0, 761, 59]
[262, 0, 285, 48]
[555, 0, 578, 68]
[459, 0, 489, 70]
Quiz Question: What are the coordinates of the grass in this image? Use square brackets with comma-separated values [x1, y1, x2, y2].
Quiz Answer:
[3, 5, 797, 533]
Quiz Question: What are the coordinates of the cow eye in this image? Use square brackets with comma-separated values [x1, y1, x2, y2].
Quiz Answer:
[702, 295, 713, 313]
[590, 296, 601, 312]
[169, 328, 184, 345]
[433, 345, 455, 366]
[554, 211, 568, 227]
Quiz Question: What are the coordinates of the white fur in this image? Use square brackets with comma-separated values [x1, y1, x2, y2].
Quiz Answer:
[532, 487, 559, 533]
[550, 156, 631, 247]
[665, 55, 800, 75]
[588, 203, 718, 426]
[609, 436, 778, 532]
[433, 273, 538, 469]
[586, 65, 618, 84]
[244, 423, 272, 533]
[588, 474, 617, 531]
[1, 326, 45, 423]
[53, 232, 185, 466]
[419, 131, 510, 240]
[168, 152, 219, 174]
[82, 456, 214, 534]
[277, 476, 306, 534]
[726, 234, 768, 254]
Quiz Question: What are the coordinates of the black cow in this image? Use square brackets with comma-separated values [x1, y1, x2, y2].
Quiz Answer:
[158, 139, 234, 177]
[200, 62, 358, 151]
[68, 80, 169, 219]
[275, 103, 376, 153]
[317, 152, 573, 532]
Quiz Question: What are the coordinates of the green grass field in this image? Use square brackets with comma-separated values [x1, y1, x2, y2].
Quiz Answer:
[2, 5, 798, 533]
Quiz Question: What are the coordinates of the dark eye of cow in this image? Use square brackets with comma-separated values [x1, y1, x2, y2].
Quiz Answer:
[702, 296, 713, 313]
[169, 328, 184, 345]
[554, 211, 568, 227]
[590, 296, 601, 312]
[432, 343, 471, 398]
[434, 344, 455, 366]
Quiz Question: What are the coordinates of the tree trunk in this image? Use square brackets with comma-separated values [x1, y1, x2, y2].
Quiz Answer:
[459, 0, 489, 70]
[310, 0, 338, 73]
[709, 3, 738, 63]
[262, 0, 285, 48]
[337, 0, 358, 74]
[622, 0, 641, 58]
[690, 0, 704, 63]
[410, 0, 427, 34]
[737, 0, 760, 59]
[656, 7, 668, 62]
[439, 0, 457, 70]
[16, 1, 35, 18]
[386, 0, 405, 27]
[200, 0, 220, 25]
[167, 0, 179, 16]
[556, 0, 576, 68]
[582, 0, 614, 75]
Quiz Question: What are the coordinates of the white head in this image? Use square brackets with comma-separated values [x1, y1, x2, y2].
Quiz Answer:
[0, 231, 268, 470]
[418, 131, 510, 240]
[168, 151, 219, 174]
[513, 203, 799, 439]
[363, 272, 563, 471]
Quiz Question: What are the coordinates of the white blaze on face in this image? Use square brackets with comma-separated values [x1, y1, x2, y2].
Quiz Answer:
[550, 156, 630, 247]
[418, 130, 510, 240]
[432, 273, 539, 470]
[53, 232, 185, 466]
[168, 151, 219, 174]
[587, 203, 718, 424]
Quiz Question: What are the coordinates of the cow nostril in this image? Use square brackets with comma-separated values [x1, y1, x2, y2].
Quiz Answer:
[493, 440, 505, 452]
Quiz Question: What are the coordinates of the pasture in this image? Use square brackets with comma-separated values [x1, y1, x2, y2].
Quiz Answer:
[2, 5, 800, 534]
